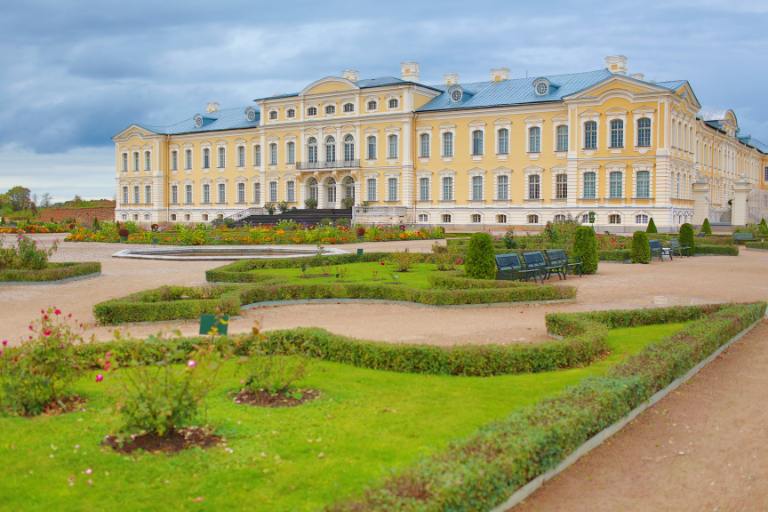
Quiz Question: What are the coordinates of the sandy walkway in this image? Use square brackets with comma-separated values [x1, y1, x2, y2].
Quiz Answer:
[513, 319, 768, 511]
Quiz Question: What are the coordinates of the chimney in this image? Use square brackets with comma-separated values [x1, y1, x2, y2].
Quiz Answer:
[342, 69, 359, 82]
[400, 61, 420, 82]
[605, 55, 628, 75]
[490, 67, 510, 82]
[206, 102, 220, 114]
[630, 72, 645, 81]
[443, 72, 459, 86]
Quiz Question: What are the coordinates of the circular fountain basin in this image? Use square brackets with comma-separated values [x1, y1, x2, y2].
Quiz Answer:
[112, 245, 348, 261]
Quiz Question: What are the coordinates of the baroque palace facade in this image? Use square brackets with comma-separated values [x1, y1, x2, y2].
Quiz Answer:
[113, 56, 768, 230]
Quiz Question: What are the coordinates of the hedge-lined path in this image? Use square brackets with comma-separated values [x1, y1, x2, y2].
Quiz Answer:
[3, 235, 768, 346]
[514, 319, 768, 511]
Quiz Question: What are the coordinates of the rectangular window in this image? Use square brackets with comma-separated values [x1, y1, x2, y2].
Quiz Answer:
[419, 177, 429, 201]
[202, 184, 210, 204]
[286, 181, 295, 202]
[636, 171, 651, 198]
[556, 125, 569, 152]
[442, 132, 454, 158]
[555, 173, 568, 199]
[442, 176, 454, 201]
[497, 175, 509, 200]
[185, 185, 193, 204]
[583, 172, 596, 199]
[497, 128, 509, 155]
[133, 185, 140, 203]
[218, 183, 226, 203]
[143, 185, 151, 203]
[184, 149, 192, 170]
[203, 148, 210, 169]
[609, 171, 623, 198]
[217, 147, 226, 168]
[528, 127, 541, 153]
[122, 186, 128, 204]
[387, 177, 398, 201]
[253, 183, 261, 204]
[171, 150, 178, 171]
[269, 143, 277, 165]
[287, 142, 295, 164]
[237, 146, 245, 167]
[610, 120, 624, 148]
[419, 133, 430, 158]
[471, 176, 483, 201]
[121, 153, 128, 172]
[367, 137, 376, 160]
[237, 182, 245, 203]
[387, 135, 398, 159]
[764, 166, 768, 182]
[144, 151, 151, 171]
[366, 178, 377, 201]
[528, 174, 540, 200]
[171, 185, 178, 204]
[133, 152, 139, 171]
[254, 145, 261, 166]
[637, 118, 652, 147]
[584, 121, 597, 150]
[269, 181, 277, 202]
[471, 130, 484, 156]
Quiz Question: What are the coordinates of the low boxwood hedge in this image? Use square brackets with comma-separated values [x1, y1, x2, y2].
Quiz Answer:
[745, 241, 768, 251]
[0, 262, 101, 282]
[694, 244, 739, 255]
[93, 285, 242, 324]
[330, 301, 766, 511]
[598, 249, 631, 261]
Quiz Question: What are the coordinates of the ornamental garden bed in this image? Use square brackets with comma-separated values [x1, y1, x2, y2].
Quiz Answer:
[0, 235, 100, 283]
[0, 302, 762, 511]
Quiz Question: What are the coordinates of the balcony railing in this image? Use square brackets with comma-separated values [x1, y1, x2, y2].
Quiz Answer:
[296, 159, 360, 170]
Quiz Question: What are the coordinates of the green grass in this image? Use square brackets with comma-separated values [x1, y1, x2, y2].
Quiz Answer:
[0, 323, 683, 511]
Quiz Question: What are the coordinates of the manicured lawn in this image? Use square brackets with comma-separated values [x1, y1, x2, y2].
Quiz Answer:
[252, 261, 443, 289]
[0, 323, 684, 511]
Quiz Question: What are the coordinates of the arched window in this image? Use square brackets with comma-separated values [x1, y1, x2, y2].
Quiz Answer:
[143, 151, 151, 171]
[343, 135, 355, 162]
[237, 182, 245, 203]
[269, 110, 278, 120]
[497, 214, 507, 224]
[326, 178, 337, 204]
[442, 132, 454, 157]
[202, 183, 210, 204]
[307, 106, 317, 116]
[325, 136, 336, 163]
[286, 108, 295, 118]
[637, 117, 651, 147]
[202, 148, 210, 169]
[253, 145, 261, 167]
[388, 98, 399, 109]
[497, 128, 509, 155]
[307, 137, 318, 164]
[635, 214, 649, 224]
[527, 214, 539, 224]
[555, 173, 568, 199]
[387, 134, 398, 159]
[471, 213, 481, 223]
[218, 183, 226, 203]
[286, 141, 295, 164]
[217, 146, 226, 168]
[497, 174, 509, 201]
[237, 146, 245, 167]
[122, 153, 128, 172]
[554, 214, 567, 223]
[442, 176, 454, 201]
[528, 126, 541, 153]
[418, 213, 429, 223]
[343, 103, 354, 113]
[471, 175, 483, 201]
[307, 178, 318, 202]
[610, 119, 624, 148]
[472, 129, 484, 156]
[636, 170, 650, 198]
[269, 143, 277, 165]
[419, 176, 430, 201]
[286, 180, 295, 202]
[366, 177, 376, 201]
[584, 121, 597, 150]
[556, 125, 568, 152]
[325, 105, 336, 115]
[609, 171, 623, 198]
[528, 174, 541, 199]
[366, 136, 376, 160]
[419, 133, 430, 158]
[367, 100, 377, 111]
[609, 214, 622, 225]
[583, 171, 596, 199]
[253, 182, 261, 204]
[342, 176, 355, 202]
[442, 214, 452, 223]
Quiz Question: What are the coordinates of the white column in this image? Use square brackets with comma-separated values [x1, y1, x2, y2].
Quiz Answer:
[259, 134, 266, 207]
[732, 178, 752, 226]
[692, 180, 710, 225]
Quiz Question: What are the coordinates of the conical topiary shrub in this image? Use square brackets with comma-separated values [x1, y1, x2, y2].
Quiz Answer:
[573, 226, 598, 274]
[759, 218, 768, 236]
[465, 233, 496, 280]
[646, 217, 658, 234]
[679, 223, 695, 256]
[701, 218, 712, 235]
[631, 231, 651, 264]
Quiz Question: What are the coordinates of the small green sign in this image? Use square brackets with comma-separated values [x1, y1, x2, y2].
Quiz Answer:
[199, 314, 229, 335]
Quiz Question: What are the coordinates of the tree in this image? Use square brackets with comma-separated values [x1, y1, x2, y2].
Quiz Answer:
[701, 218, 712, 235]
[631, 231, 651, 264]
[646, 217, 658, 233]
[679, 223, 695, 256]
[759, 218, 768, 236]
[573, 226, 598, 274]
[5, 186, 32, 211]
[39, 193, 52, 208]
[465, 233, 496, 279]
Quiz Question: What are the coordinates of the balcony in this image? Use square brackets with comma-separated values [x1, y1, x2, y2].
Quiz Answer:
[297, 159, 360, 171]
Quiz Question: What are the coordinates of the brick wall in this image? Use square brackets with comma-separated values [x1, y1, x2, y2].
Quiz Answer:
[37, 206, 115, 225]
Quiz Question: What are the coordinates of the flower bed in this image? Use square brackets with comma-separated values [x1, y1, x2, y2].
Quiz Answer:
[0, 235, 100, 282]
[0, 261, 101, 282]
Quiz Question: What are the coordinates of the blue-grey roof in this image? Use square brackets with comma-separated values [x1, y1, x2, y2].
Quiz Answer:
[138, 107, 260, 135]
[738, 135, 768, 154]
[254, 76, 441, 101]
[655, 80, 688, 90]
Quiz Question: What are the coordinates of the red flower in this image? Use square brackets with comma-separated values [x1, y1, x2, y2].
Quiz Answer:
[54, 309, 61, 316]
[1, 340, 7, 346]
[43, 329, 52, 337]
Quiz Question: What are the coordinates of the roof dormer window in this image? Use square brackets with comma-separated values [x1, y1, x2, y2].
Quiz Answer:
[388, 98, 399, 109]
[343, 102, 354, 113]
[269, 110, 278, 120]
[286, 108, 295, 118]
[533, 78, 551, 96]
[307, 106, 317, 116]
[325, 105, 336, 115]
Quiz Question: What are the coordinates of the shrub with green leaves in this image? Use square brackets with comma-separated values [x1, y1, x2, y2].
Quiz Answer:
[646, 217, 658, 233]
[631, 231, 651, 264]
[760, 218, 768, 235]
[679, 223, 695, 255]
[573, 226, 598, 274]
[465, 233, 496, 279]
[701, 218, 712, 235]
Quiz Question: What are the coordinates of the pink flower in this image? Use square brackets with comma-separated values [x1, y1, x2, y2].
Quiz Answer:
[187, 360, 197, 368]
[95, 374, 103, 383]
[28, 325, 33, 331]
[43, 329, 52, 337]
[54, 309, 61, 316]
[1, 340, 7, 346]
[84, 468, 93, 475]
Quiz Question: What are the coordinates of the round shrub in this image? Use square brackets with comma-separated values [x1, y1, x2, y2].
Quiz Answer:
[679, 223, 695, 256]
[465, 233, 496, 280]
[631, 231, 651, 264]
[646, 217, 658, 233]
[573, 226, 598, 274]
[701, 218, 712, 235]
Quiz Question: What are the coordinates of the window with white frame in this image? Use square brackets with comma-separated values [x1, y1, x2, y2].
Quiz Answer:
[171, 150, 178, 171]
[286, 181, 295, 202]
[184, 213, 190, 221]
[133, 151, 139, 171]
[327, 179, 336, 204]
[497, 174, 509, 200]
[635, 214, 649, 224]
[217, 146, 226, 168]
[555, 173, 568, 199]
[307, 138, 317, 163]
[554, 214, 567, 223]
[237, 146, 245, 167]
[471, 213, 481, 223]
[637, 117, 651, 147]
[497, 214, 507, 224]
[636, 170, 651, 198]
[442, 214, 452, 223]
[366, 178, 377, 201]
[170, 214, 177, 221]
[202, 214, 208, 222]
[419, 133, 430, 158]
[269, 110, 278, 120]
[609, 171, 623, 198]
[442, 176, 454, 201]
[171, 185, 178, 204]
[528, 174, 541, 199]
[609, 214, 622, 224]
[121, 153, 128, 172]
[528, 126, 541, 153]
[144, 150, 151, 171]
[610, 119, 624, 148]
[286, 108, 295, 118]
[343, 103, 354, 113]
[471, 130, 484, 156]
[237, 182, 245, 203]
[253, 182, 261, 204]
[418, 213, 429, 223]
[185, 184, 192, 204]
[269, 181, 278, 202]
[581, 213, 589, 224]
[217, 183, 226, 203]
[527, 214, 539, 224]
[307, 106, 317, 116]
[286, 141, 295, 164]
[144, 185, 151, 204]
[584, 121, 597, 150]
[764, 166, 768, 181]
[122, 186, 128, 204]
[203, 148, 210, 169]
[388, 98, 398, 109]
[556, 125, 568, 152]
[343, 135, 354, 162]
[202, 184, 210, 203]
[387, 134, 398, 159]
[471, 175, 483, 201]
[419, 177, 430, 201]
[583, 172, 597, 199]
[185, 149, 192, 170]
[387, 177, 398, 201]
[497, 128, 509, 155]
[253, 145, 261, 167]
[269, 143, 277, 165]
[366, 136, 376, 160]
[442, 132, 454, 157]
[325, 136, 336, 162]
[325, 105, 335, 115]
[367, 100, 377, 111]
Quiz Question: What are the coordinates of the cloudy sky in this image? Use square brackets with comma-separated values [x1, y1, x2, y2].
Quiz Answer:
[1, 0, 766, 201]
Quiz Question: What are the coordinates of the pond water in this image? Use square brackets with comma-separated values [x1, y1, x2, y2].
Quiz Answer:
[112, 245, 347, 260]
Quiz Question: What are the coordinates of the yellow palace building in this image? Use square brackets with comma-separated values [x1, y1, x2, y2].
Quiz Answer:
[113, 56, 768, 230]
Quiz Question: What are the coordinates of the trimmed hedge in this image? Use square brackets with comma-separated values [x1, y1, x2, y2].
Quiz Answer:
[695, 244, 739, 256]
[330, 301, 766, 511]
[465, 233, 496, 279]
[679, 223, 695, 255]
[0, 262, 101, 282]
[573, 226, 598, 274]
[745, 241, 768, 251]
[598, 249, 631, 262]
[93, 285, 242, 324]
[631, 231, 651, 264]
